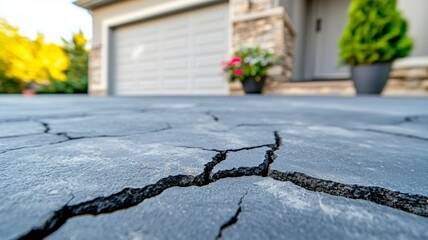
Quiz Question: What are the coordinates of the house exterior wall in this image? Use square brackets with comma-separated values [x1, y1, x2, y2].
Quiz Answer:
[88, 0, 295, 95]
[88, 45, 102, 95]
[398, 0, 428, 58]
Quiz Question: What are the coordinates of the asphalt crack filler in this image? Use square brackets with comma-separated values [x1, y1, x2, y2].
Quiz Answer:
[18, 131, 428, 240]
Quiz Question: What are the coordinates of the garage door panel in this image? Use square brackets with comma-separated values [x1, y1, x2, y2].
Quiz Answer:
[163, 78, 189, 90]
[127, 71, 157, 78]
[136, 62, 158, 71]
[163, 37, 188, 49]
[193, 66, 223, 76]
[139, 81, 159, 90]
[194, 23, 227, 34]
[194, 77, 225, 89]
[193, 44, 226, 55]
[113, 3, 229, 95]
[134, 35, 160, 44]
[162, 58, 188, 69]
[162, 17, 188, 30]
[194, 54, 223, 67]
[195, 31, 227, 46]
[193, 4, 227, 22]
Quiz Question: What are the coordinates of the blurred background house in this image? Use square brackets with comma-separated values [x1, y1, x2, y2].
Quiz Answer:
[75, 0, 428, 96]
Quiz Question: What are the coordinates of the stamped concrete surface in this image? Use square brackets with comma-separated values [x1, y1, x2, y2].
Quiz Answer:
[0, 96, 427, 240]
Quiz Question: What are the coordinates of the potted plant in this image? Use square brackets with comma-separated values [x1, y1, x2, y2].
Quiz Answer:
[338, 0, 413, 94]
[223, 47, 275, 94]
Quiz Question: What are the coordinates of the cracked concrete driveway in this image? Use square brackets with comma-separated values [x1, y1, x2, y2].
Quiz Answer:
[1, 96, 428, 240]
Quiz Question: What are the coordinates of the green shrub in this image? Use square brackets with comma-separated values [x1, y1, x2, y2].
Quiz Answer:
[339, 0, 413, 65]
[0, 71, 24, 93]
[36, 31, 88, 94]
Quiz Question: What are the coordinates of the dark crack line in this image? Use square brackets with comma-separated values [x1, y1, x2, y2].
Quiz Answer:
[393, 115, 419, 125]
[0, 114, 89, 124]
[178, 143, 274, 154]
[215, 191, 247, 240]
[236, 123, 287, 128]
[50, 123, 173, 141]
[0, 133, 41, 139]
[17, 131, 428, 240]
[0, 124, 173, 155]
[33, 120, 51, 134]
[268, 170, 428, 217]
[0, 120, 51, 139]
[0, 117, 31, 123]
[355, 128, 428, 141]
[16, 132, 280, 240]
[206, 111, 219, 122]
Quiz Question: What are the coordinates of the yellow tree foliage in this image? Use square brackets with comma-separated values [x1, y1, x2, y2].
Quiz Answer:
[0, 19, 69, 84]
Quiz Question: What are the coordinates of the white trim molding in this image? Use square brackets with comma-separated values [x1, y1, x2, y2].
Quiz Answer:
[99, 0, 228, 95]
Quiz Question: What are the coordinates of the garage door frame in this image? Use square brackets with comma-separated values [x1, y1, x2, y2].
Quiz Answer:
[100, 0, 230, 95]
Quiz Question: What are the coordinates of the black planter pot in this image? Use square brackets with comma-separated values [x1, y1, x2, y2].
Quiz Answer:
[241, 77, 266, 94]
[351, 63, 392, 95]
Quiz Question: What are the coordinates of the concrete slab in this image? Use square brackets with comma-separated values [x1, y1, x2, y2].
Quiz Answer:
[0, 96, 427, 240]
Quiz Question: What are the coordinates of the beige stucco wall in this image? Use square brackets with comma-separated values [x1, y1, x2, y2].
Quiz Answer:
[91, 0, 173, 45]
[398, 0, 428, 57]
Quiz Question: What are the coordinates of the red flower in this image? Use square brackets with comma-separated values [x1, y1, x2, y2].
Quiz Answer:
[229, 57, 241, 66]
[234, 68, 243, 76]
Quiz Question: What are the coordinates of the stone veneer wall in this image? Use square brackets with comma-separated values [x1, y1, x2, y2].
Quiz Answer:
[88, 45, 105, 95]
[230, 0, 295, 93]
[233, 0, 273, 15]
[229, 67, 428, 96]
[388, 66, 428, 95]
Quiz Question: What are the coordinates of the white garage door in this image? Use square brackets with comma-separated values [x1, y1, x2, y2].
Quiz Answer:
[112, 3, 229, 95]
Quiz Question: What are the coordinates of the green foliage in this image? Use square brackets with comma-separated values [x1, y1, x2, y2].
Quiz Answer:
[36, 31, 88, 94]
[223, 47, 276, 82]
[339, 0, 413, 65]
[0, 71, 25, 93]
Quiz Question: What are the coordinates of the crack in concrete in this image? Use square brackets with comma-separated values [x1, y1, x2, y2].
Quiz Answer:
[17, 132, 281, 240]
[0, 120, 51, 139]
[357, 128, 428, 141]
[0, 114, 89, 124]
[178, 144, 273, 153]
[0, 133, 41, 139]
[393, 115, 420, 125]
[0, 124, 173, 155]
[16, 131, 428, 240]
[206, 112, 219, 122]
[32, 120, 50, 134]
[215, 191, 247, 240]
[268, 170, 428, 217]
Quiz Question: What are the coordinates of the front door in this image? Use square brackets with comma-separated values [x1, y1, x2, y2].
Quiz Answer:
[307, 0, 350, 80]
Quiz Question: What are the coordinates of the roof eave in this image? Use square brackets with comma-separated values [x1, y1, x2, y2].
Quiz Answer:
[73, 0, 119, 10]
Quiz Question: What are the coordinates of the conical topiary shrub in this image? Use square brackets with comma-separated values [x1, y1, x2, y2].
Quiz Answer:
[339, 0, 413, 65]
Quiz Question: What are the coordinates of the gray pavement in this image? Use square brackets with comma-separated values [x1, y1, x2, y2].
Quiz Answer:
[0, 96, 427, 240]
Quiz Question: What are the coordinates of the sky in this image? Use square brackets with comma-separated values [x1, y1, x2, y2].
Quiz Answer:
[0, 0, 92, 44]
